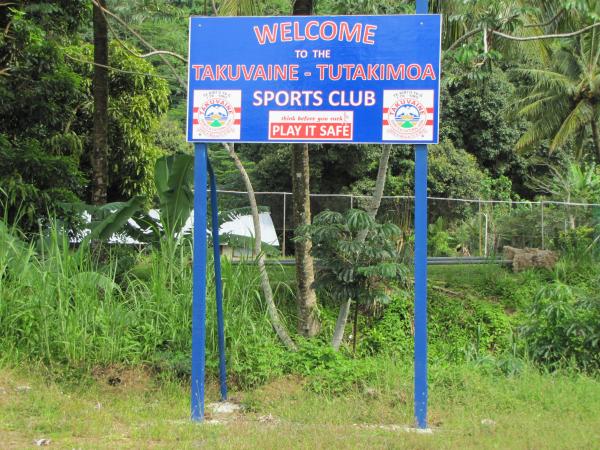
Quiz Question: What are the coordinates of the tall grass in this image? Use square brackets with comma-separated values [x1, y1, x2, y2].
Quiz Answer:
[4, 216, 597, 390]
[0, 220, 289, 383]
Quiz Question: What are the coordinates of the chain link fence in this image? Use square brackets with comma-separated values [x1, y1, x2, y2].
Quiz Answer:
[213, 190, 600, 257]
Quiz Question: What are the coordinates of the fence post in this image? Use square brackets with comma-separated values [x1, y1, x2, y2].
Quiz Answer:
[484, 213, 489, 257]
[541, 201, 545, 249]
[350, 194, 354, 210]
[282, 192, 287, 257]
[478, 200, 482, 257]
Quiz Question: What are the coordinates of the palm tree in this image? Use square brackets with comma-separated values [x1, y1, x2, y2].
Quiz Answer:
[437, 0, 598, 67]
[435, 0, 525, 51]
[531, 161, 600, 228]
[516, 31, 600, 160]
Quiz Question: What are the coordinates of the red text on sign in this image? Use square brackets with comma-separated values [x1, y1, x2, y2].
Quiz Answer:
[269, 123, 352, 140]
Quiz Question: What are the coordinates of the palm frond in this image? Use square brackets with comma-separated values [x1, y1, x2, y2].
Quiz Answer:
[517, 94, 562, 119]
[551, 100, 594, 150]
[515, 127, 550, 152]
[218, 0, 255, 16]
[516, 68, 576, 93]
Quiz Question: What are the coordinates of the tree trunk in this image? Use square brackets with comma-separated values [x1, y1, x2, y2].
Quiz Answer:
[292, 143, 320, 337]
[92, 0, 109, 205]
[592, 118, 600, 164]
[331, 299, 351, 350]
[366, 145, 392, 219]
[292, 0, 320, 338]
[331, 145, 392, 349]
[292, 0, 312, 15]
[225, 144, 297, 351]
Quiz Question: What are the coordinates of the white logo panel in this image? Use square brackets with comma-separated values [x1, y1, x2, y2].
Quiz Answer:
[382, 90, 434, 141]
[193, 90, 242, 140]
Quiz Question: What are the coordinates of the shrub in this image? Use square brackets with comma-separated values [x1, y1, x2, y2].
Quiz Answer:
[284, 340, 379, 394]
[361, 291, 413, 356]
[428, 217, 455, 256]
[297, 209, 406, 309]
[555, 226, 595, 258]
[520, 282, 600, 372]
[361, 289, 512, 362]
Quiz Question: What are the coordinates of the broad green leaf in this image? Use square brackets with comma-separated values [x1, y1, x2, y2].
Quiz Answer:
[87, 196, 145, 242]
[155, 154, 194, 235]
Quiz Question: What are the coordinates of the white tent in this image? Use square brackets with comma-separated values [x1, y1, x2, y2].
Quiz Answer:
[73, 209, 279, 248]
[218, 212, 279, 247]
[180, 211, 279, 246]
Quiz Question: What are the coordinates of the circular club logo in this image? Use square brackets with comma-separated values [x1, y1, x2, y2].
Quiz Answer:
[388, 99, 428, 138]
[196, 97, 235, 137]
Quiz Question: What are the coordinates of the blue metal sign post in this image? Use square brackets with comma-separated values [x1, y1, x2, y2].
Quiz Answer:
[207, 156, 228, 402]
[187, 10, 438, 427]
[191, 142, 208, 421]
[414, 0, 430, 430]
[191, 142, 228, 422]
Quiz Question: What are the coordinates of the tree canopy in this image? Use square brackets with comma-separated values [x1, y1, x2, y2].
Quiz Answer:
[1, 0, 599, 230]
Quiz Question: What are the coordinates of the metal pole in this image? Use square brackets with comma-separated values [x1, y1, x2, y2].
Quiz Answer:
[541, 201, 545, 249]
[484, 213, 489, 257]
[207, 154, 227, 402]
[414, 0, 430, 431]
[414, 144, 428, 429]
[282, 193, 287, 257]
[478, 200, 482, 256]
[191, 143, 208, 421]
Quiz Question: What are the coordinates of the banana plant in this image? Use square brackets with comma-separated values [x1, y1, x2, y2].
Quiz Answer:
[86, 196, 146, 242]
[81, 153, 194, 246]
[154, 153, 194, 236]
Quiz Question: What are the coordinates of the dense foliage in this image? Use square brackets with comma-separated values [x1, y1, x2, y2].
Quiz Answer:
[2, 219, 599, 389]
[2, 0, 599, 227]
[521, 281, 600, 370]
[1, 2, 169, 231]
[297, 209, 406, 307]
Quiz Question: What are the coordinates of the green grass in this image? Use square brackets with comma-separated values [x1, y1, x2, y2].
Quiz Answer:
[1, 363, 599, 449]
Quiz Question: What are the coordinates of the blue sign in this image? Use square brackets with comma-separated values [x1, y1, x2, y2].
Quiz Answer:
[186, 15, 441, 144]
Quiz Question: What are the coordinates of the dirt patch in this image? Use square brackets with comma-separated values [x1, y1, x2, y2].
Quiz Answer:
[91, 366, 153, 393]
[0, 371, 35, 408]
[251, 375, 305, 402]
[0, 431, 33, 450]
